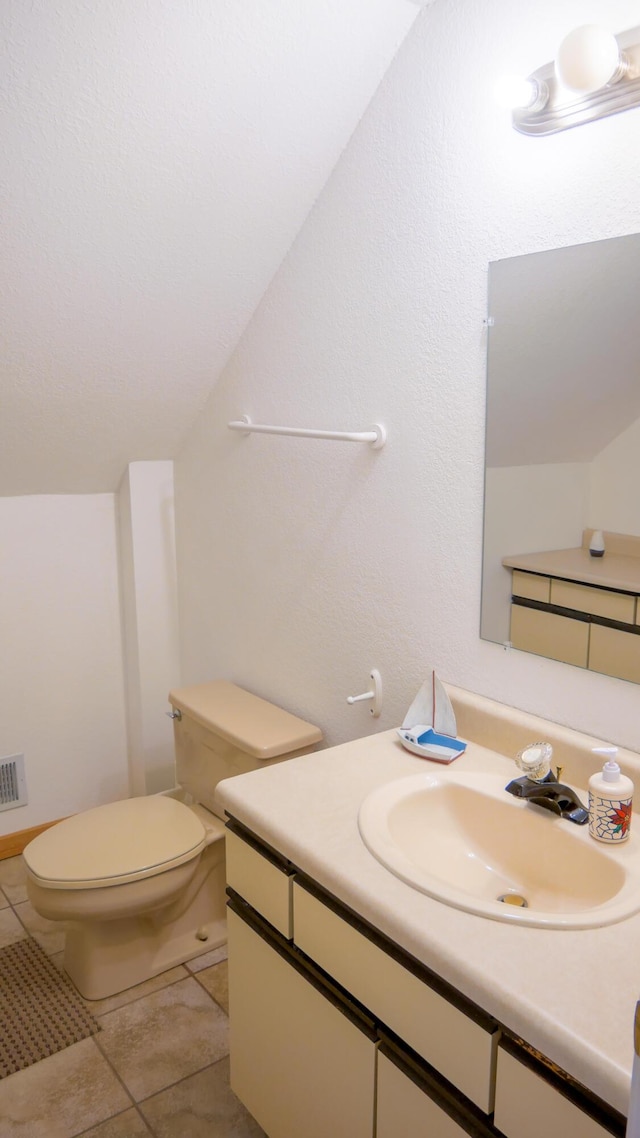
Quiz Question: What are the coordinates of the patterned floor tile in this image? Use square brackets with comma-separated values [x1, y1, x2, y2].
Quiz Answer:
[0, 1038, 130, 1138]
[139, 1058, 265, 1138]
[96, 977, 230, 1101]
[13, 899, 67, 954]
[195, 960, 229, 1014]
[78, 1107, 152, 1136]
[0, 856, 28, 905]
[0, 906, 28, 949]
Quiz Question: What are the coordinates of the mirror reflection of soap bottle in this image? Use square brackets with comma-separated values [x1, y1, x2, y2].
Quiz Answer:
[589, 530, 605, 557]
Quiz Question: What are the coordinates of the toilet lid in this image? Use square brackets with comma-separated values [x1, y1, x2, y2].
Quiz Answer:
[23, 797, 207, 889]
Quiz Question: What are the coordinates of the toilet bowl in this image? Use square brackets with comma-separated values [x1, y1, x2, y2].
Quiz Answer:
[23, 681, 322, 1000]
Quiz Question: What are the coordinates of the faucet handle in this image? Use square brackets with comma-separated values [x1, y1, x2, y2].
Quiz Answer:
[515, 742, 553, 782]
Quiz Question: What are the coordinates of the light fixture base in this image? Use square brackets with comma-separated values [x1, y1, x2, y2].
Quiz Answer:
[513, 25, 640, 136]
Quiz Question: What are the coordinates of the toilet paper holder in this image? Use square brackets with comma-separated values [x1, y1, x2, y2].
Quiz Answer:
[346, 669, 382, 718]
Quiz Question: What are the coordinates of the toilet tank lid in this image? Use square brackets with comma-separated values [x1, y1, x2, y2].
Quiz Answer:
[168, 680, 323, 759]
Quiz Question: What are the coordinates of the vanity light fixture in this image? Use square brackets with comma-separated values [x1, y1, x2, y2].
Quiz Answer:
[493, 74, 549, 114]
[496, 23, 640, 135]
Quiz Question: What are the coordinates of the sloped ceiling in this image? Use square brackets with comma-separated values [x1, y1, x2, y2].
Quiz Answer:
[486, 232, 640, 468]
[1, 0, 423, 495]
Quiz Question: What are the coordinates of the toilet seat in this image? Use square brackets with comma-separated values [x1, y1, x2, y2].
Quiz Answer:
[23, 796, 206, 890]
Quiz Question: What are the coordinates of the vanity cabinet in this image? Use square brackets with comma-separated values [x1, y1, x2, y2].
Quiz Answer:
[504, 535, 640, 681]
[377, 1049, 472, 1137]
[225, 820, 626, 1138]
[227, 904, 375, 1138]
[225, 823, 292, 937]
[589, 622, 640, 685]
[508, 571, 640, 681]
[292, 876, 497, 1112]
[509, 602, 589, 667]
[494, 1042, 619, 1138]
[549, 580, 635, 624]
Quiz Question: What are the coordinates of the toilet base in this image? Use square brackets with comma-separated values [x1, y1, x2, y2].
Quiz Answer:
[63, 836, 228, 1001]
[65, 912, 227, 1001]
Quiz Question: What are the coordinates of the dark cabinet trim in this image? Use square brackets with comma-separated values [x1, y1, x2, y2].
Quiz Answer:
[512, 595, 640, 636]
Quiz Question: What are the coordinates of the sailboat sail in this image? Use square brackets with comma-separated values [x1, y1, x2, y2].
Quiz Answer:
[401, 670, 457, 738]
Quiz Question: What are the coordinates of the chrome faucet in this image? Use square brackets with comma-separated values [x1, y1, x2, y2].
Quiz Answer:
[504, 742, 589, 825]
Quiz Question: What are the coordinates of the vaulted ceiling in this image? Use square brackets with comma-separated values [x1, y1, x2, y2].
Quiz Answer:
[1, 0, 425, 495]
[486, 232, 640, 468]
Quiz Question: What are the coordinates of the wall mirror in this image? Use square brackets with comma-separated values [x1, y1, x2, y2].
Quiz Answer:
[481, 232, 640, 684]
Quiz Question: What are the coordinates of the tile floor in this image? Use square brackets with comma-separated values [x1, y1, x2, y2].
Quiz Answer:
[0, 855, 266, 1137]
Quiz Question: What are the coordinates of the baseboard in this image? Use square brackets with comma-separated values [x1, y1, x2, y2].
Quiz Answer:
[0, 819, 65, 861]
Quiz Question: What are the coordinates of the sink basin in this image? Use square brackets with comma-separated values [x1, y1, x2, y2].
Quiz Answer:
[358, 770, 640, 928]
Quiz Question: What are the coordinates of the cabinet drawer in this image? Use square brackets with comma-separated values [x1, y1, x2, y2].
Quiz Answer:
[510, 604, 589, 667]
[228, 907, 375, 1138]
[589, 623, 640, 684]
[377, 1051, 471, 1138]
[512, 571, 550, 603]
[292, 880, 497, 1112]
[494, 1046, 619, 1138]
[550, 580, 635, 623]
[225, 826, 292, 937]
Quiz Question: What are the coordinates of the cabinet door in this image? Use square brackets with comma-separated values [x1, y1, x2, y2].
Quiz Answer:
[494, 1046, 620, 1138]
[512, 571, 550, 603]
[293, 880, 497, 1112]
[377, 1052, 477, 1138]
[510, 604, 589, 667]
[550, 580, 635, 624]
[225, 825, 292, 936]
[227, 907, 375, 1138]
[588, 623, 640, 684]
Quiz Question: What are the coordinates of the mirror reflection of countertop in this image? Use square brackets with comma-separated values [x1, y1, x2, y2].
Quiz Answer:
[217, 689, 640, 1119]
[502, 546, 640, 592]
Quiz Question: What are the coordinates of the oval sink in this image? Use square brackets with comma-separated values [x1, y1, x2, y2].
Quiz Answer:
[358, 770, 640, 928]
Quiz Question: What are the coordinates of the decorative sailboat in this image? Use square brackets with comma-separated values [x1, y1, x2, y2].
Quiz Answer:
[397, 670, 467, 763]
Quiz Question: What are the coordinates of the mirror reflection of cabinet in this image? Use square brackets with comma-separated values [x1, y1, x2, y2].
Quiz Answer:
[481, 232, 640, 686]
[503, 532, 640, 682]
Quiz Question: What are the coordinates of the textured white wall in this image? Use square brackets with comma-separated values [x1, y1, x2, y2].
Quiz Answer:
[175, 0, 640, 752]
[481, 464, 589, 644]
[589, 416, 640, 536]
[0, 0, 418, 495]
[0, 495, 128, 834]
[117, 462, 180, 797]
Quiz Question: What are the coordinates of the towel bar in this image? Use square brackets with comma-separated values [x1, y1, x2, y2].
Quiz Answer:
[228, 416, 386, 449]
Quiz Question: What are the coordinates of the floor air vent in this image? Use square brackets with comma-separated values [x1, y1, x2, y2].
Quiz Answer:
[0, 754, 28, 811]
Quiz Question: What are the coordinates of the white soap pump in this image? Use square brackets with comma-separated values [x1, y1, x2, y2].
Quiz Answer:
[588, 746, 633, 843]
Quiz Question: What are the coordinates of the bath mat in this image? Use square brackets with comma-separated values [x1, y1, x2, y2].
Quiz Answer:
[0, 938, 100, 1078]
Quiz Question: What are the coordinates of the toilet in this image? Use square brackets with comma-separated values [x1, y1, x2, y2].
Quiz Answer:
[23, 681, 322, 1000]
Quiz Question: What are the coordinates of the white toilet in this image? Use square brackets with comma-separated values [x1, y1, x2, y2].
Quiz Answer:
[23, 680, 322, 1000]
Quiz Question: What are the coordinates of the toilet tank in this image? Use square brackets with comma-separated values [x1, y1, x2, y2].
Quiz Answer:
[168, 680, 323, 820]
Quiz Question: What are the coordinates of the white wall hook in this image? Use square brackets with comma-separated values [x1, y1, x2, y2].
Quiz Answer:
[346, 669, 382, 717]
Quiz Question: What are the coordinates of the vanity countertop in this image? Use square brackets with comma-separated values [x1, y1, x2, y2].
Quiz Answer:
[502, 546, 640, 593]
[217, 691, 640, 1118]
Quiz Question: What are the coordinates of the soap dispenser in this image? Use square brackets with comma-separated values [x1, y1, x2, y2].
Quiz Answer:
[589, 529, 606, 558]
[588, 747, 633, 843]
